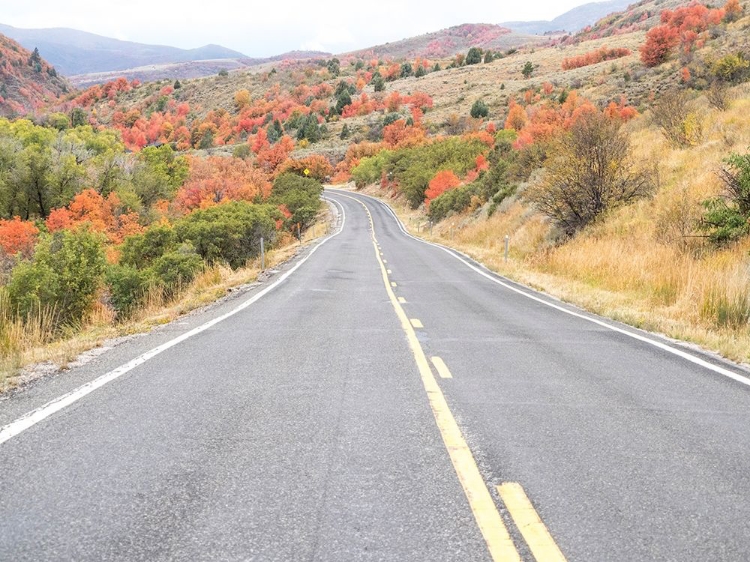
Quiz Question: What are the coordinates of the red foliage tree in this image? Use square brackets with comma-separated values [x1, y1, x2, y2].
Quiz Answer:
[425, 170, 460, 207]
[640, 25, 679, 67]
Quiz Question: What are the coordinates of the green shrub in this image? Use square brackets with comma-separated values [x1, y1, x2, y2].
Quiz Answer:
[106, 264, 150, 317]
[270, 173, 323, 229]
[148, 249, 203, 298]
[702, 149, 750, 242]
[175, 201, 279, 268]
[7, 229, 106, 326]
[120, 225, 177, 268]
[470, 100, 489, 119]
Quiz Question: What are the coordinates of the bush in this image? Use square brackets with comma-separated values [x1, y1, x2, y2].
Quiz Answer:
[470, 100, 489, 119]
[149, 249, 204, 297]
[175, 201, 279, 268]
[466, 47, 483, 65]
[120, 225, 177, 268]
[7, 229, 106, 326]
[712, 53, 750, 84]
[526, 112, 652, 236]
[702, 149, 750, 242]
[651, 90, 702, 147]
[106, 264, 150, 317]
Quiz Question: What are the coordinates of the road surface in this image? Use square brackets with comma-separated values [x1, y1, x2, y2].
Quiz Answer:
[2, 189, 750, 561]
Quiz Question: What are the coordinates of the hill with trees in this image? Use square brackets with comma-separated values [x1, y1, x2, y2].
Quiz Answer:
[0, 34, 69, 117]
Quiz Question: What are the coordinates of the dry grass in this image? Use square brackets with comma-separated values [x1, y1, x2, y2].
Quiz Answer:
[0, 211, 333, 393]
[369, 84, 750, 365]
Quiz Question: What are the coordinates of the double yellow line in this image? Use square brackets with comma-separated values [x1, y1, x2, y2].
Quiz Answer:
[341, 193, 566, 562]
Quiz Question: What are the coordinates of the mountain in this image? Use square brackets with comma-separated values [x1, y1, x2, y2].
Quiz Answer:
[0, 34, 70, 117]
[502, 0, 635, 34]
[0, 23, 247, 76]
[69, 50, 331, 87]
[344, 23, 544, 60]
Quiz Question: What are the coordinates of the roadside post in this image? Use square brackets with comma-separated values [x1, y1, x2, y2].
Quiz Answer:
[260, 236, 265, 271]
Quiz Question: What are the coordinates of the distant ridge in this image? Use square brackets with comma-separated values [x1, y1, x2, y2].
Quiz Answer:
[502, 0, 634, 35]
[343, 23, 544, 60]
[0, 23, 247, 75]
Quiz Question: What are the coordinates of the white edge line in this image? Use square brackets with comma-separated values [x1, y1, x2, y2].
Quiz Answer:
[325, 188, 750, 389]
[0, 198, 347, 447]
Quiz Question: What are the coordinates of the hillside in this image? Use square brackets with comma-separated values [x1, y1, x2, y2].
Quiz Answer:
[0, 23, 247, 75]
[502, 0, 634, 34]
[344, 23, 545, 60]
[0, 34, 69, 117]
[70, 50, 330, 87]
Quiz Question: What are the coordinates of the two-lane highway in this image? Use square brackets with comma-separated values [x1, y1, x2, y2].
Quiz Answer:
[2, 189, 750, 561]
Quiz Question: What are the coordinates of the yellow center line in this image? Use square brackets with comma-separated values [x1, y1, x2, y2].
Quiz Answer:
[430, 357, 454, 379]
[497, 483, 567, 562]
[398, 297, 407, 304]
[336, 192, 520, 562]
[387, 269, 392, 274]
[392, 282, 398, 288]
[410, 318, 424, 328]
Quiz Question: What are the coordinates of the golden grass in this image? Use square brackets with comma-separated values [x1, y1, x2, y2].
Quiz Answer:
[369, 86, 750, 365]
[0, 210, 333, 393]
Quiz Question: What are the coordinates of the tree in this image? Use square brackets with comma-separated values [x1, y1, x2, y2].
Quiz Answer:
[522, 61, 535, 78]
[466, 47, 483, 65]
[415, 65, 426, 78]
[425, 170, 460, 206]
[526, 111, 652, 236]
[173, 80, 182, 89]
[340, 124, 350, 140]
[372, 73, 385, 92]
[470, 100, 489, 119]
[640, 25, 679, 67]
[400, 62, 413, 78]
[218, 69, 229, 77]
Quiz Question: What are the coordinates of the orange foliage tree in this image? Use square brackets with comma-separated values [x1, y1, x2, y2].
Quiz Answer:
[176, 156, 272, 211]
[46, 190, 143, 244]
[277, 155, 334, 181]
[0, 217, 39, 256]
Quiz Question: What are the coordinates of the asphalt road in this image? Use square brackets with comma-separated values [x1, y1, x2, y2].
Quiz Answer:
[2, 189, 750, 561]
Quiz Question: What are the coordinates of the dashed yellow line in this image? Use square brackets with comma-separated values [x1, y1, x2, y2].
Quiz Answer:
[410, 318, 423, 328]
[336, 192, 520, 562]
[430, 356, 453, 379]
[391, 282, 398, 288]
[398, 297, 407, 304]
[387, 269, 392, 274]
[498, 483, 567, 562]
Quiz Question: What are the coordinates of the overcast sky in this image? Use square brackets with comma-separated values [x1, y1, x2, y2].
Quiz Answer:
[1, 1, 592, 57]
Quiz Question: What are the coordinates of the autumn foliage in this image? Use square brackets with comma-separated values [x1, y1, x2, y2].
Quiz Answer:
[176, 156, 272, 211]
[640, 2, 725, 67]
[425, 170, 461, 207]
[0, 217, 39, 256]
[562, 47, 632, 70]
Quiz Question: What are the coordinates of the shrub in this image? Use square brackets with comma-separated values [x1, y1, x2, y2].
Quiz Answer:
[466, 47, 483, 65]
[651, 90, 702, 147]
[702, 149, 750, 242]
[7, 229, 106, 326]
[175, 201, 279, 268]
[470, 100, 489, 119]
[120, 226, 178, 268]
[149, 249, 204, 297]
[106, 264, 150, 317]
[712, 53, 750, 83]
[526, 111, 652, 236]
[640, 25, 679, 67]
